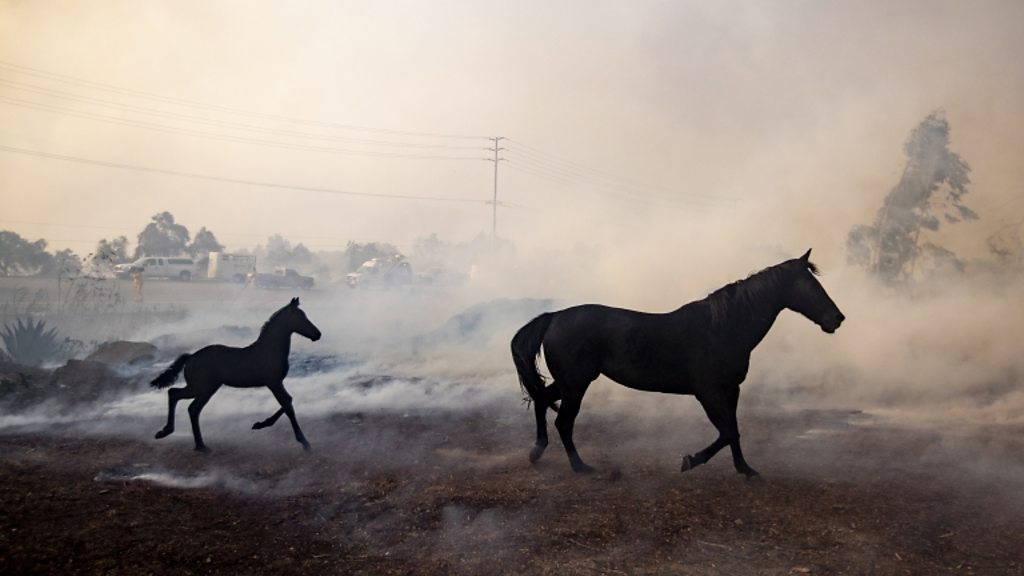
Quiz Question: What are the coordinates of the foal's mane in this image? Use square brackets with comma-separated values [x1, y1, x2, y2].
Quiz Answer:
[706, 258, 819, 325]
[258, 303, 293, 339]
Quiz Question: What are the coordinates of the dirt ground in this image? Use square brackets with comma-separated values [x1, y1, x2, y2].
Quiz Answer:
[1, 404, 1022, 575]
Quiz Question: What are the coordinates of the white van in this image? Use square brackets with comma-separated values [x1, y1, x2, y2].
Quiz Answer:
[118, 256, 197, 281]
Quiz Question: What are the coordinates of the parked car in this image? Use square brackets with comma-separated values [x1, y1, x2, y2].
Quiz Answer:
[115, 256, 197, 281]
[249, 268, 314, 289]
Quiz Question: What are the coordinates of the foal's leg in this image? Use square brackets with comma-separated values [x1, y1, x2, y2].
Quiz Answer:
[252, 407, 285, 430]
[530, 383, 562, 463]
[187, 388, 219, 452]
[268, 382, 311, 451]
[155, 387, 195, 439]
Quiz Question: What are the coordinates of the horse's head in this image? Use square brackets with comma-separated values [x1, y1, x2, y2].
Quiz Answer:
[283, 297, 322, 341]
[782, 250, 845, 334]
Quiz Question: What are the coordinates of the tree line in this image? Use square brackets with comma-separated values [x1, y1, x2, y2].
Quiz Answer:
[0, 211, 478, 281]
[0, 211, 226, 277]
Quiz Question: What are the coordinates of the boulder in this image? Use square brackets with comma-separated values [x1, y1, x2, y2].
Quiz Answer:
[0, 361, 51, 406]
[50, 360, 135, 404]
[85, 341, 157, 367]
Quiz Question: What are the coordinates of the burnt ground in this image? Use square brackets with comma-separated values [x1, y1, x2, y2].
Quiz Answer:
[1, 403, 1022, 576]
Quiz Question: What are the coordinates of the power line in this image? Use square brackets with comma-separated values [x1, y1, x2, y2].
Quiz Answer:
[505, 138, 733, 204]
[504, 152, 716, 211]
[0, 60, 488, 140]
[505, 163, 705, 214]
[0, 96, 485, 161]
[0, 77, 488, 152]
[0, 144, 489, 204]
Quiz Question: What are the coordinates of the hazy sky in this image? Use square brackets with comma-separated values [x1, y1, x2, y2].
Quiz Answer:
[1, 0, 1022, 263]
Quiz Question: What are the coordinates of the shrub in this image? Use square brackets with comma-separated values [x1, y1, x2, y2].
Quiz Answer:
[0, 318, 73, 367]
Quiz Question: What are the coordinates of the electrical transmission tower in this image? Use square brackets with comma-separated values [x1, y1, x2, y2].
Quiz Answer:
[485, 136, 506, 243]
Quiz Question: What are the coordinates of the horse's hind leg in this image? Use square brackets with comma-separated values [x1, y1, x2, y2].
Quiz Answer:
[268, 382, 311, 451]
[530, 383, 562, 463]
[155, 387, 194, 439]
[555, 386, 594, 474]
[252, 407, 285, 430]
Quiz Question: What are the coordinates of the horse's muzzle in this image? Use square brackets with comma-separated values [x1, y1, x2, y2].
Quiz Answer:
[820, 312, 845, 334]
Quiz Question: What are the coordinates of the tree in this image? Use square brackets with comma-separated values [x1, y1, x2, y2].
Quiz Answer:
[189, 226, 224, 258]
[343, 241, 400, 272]
[53, 249, 82, 277]
[846, 111, 975, 284]
[95, 236, 130, 263]
[291, 243, 314, 266]
[412, 233, 448, 269]
[264, 234, 292, 265]
[987, 221, 1024, 272]
[260, 234, 314, 269]
[134, 212, 190, 258]
[0, 231, 54, 276]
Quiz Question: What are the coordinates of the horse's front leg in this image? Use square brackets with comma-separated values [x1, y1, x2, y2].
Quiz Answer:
[187, 392, 216, 452]
[268, 382, 311, 451]
[683, 386, 758, 478]
[252, 407, 285, 430]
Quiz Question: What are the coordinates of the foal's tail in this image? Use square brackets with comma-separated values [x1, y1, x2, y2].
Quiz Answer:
[150, 354, 191, 389]
[511, 312, 557, 410]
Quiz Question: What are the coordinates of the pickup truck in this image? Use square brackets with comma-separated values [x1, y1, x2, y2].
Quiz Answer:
[249, 268, 314, 289]
[115, 257, 197, 281]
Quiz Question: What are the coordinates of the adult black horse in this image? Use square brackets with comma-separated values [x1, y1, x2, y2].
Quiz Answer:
[151, 297, 322, 452]
[511, 250, 844, 477]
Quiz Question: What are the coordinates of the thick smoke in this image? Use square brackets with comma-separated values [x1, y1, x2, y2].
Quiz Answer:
[0, 4, 1021, 498]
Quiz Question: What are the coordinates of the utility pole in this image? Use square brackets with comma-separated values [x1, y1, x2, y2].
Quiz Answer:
[485, 136, 506, 246]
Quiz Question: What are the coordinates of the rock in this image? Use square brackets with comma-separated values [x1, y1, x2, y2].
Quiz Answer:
[0, 361, 52, 405]
[50, 360, 134, 403]
[85, 341, 157, 367]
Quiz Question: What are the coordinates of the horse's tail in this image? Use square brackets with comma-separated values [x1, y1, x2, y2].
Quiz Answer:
[511, 312, 557, 410]
[150, 354, 191, 389]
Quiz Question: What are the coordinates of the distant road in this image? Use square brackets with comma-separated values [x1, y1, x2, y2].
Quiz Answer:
[0, 276, 326, 309]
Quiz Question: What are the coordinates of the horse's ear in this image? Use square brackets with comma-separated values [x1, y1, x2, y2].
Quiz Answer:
[800, 249, 812, 262]
[290, 297, 300, 307]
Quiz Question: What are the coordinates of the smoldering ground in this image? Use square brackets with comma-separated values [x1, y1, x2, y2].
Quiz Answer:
[1, 248, 1024, 573]
[1, 0, 1023, 571]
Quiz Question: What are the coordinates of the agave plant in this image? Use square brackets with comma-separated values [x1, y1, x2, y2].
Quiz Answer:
[0, 318, 69, 367]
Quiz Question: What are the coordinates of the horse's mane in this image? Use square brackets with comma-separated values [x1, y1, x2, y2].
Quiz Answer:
[258, 303, 291, 339]
[706, 258, 819, 327]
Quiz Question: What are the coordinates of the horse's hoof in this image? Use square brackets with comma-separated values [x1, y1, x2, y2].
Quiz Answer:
[154, 429, 171, 439]
[194, 445, 210, 453]
[252, 422, 265, 430]
[571, 462, 595, 475]
[301, 442, 312, 452]
[740, 468, 762, 480]
[529, 444, 547, 463]
[680, 455, 696, 472]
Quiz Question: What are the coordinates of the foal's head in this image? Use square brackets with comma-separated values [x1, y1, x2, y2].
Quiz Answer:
[781, 250, 845, 334]
[271, 297, 322, 341]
